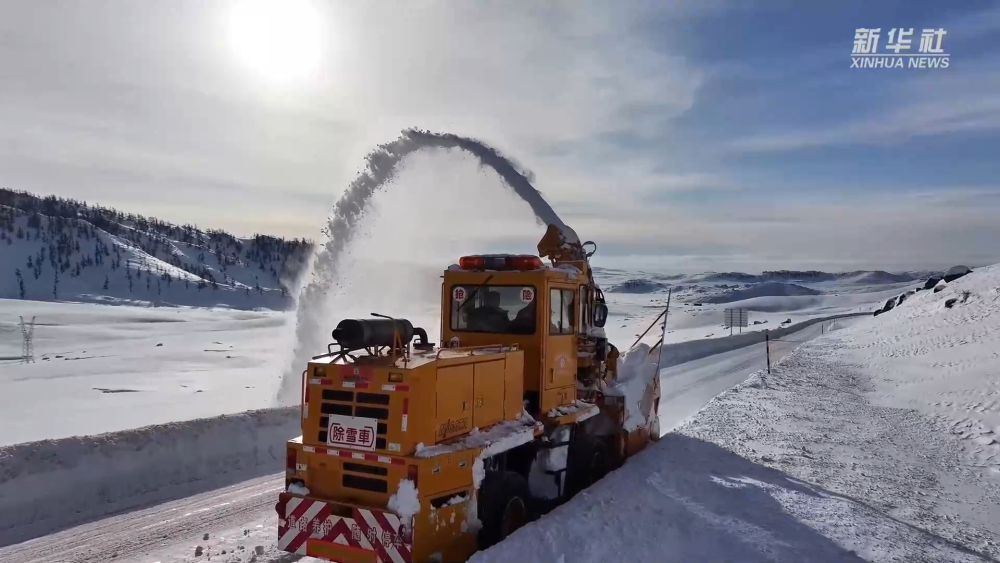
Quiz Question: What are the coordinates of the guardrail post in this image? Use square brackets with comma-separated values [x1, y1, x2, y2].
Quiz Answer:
[765, 330, 771, 374]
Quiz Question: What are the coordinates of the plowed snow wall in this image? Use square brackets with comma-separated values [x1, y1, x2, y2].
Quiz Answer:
[657, 313, 869, 368]
[0, 407, 300, 547]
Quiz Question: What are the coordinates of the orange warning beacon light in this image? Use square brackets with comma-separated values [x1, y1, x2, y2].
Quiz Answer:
[458, 254, 543, 271]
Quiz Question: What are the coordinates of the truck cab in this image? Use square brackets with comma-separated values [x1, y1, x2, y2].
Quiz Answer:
[439, 252, 611, 417]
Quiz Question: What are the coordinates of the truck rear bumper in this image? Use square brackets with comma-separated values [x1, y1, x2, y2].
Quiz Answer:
[276, 492, 413, 562]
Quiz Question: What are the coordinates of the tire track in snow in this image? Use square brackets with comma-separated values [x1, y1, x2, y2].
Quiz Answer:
[0, 475, 283, 563]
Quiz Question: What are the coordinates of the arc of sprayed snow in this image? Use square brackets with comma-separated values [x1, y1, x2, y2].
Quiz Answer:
[278, 128, 578, 404]
[402, 129, 580, 244]
[321, 128, 577, 275]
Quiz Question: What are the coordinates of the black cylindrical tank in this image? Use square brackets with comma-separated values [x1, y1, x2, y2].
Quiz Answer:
[332, 318, 415, 350]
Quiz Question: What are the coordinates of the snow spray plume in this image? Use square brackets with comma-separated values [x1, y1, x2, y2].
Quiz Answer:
[276, 129, 577, 404]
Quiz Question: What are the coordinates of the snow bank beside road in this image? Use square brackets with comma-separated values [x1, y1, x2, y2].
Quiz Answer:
[472, 432, 987, 563]
[684, 343, 1000, 561]
[0, 407, 300, 547]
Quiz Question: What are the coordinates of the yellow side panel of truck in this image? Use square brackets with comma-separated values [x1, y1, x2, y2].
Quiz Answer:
[436, 364, 474, 440]
[472, 360, 505, 429]
[504, 351, 524, 419]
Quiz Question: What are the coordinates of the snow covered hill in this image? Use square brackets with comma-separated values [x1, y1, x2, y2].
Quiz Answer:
[0, 189, 312, 310]
[474, 263, 1000, 563]
[700, 280, 822, 303]
[605, 278, 668, 293]
[592, 266, 938, 306]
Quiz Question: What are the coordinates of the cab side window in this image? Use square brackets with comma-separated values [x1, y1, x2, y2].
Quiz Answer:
[549, 288, 576, 335]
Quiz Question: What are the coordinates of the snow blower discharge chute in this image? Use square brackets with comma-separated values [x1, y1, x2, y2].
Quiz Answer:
[276, 224, 664, 563]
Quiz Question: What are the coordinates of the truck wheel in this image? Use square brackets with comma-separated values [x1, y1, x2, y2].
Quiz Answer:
[567, 435, 611, 495]
[478, 471, 529, 549]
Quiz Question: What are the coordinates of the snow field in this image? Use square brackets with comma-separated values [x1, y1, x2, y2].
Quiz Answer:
[833, 264, 1000, 476]
[0, 299, 293, 445]
[0, 407, 300, 548]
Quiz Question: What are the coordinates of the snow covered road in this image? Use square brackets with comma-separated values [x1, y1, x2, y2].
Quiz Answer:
[658, 318, 863, 432]
[0, 475, 286, 563]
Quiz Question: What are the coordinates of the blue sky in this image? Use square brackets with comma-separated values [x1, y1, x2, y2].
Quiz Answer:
[588, 0, 998, 190]
[561, 0, 1000, 271]
[0, 0, 997, 273]
[648, 0, 999, 189]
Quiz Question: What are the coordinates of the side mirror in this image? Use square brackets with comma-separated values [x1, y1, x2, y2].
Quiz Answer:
[593, 303, 609, 328]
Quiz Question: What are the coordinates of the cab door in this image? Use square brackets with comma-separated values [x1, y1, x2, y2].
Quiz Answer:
[544, 285, 577, 396]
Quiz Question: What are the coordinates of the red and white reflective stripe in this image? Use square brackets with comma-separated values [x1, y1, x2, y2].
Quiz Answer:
[342, 381, 369, 389]
[401, 398, 409, 432]
[277, 495, 412, 562]
[309, 378, 334, 385]
[302, 445, 405, 465]
[381, 384, 410, 392]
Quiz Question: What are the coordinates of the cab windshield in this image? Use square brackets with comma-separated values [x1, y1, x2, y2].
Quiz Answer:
[450, 284, 536, 335]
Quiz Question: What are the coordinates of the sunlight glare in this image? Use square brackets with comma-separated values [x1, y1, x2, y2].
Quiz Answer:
[229, 0, 323, 83]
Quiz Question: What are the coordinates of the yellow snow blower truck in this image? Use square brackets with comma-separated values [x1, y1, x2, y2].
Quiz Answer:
[276, 225, 662, 563]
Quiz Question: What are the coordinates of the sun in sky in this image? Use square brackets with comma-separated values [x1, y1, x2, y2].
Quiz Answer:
[228, 0, 324, 84]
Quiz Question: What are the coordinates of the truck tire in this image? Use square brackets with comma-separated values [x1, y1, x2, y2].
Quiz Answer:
[566, 434, 611, 496]
[477, 471, 530, 549]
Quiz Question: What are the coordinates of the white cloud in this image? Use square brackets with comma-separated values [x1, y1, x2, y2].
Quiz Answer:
[590, 186, 1000, 272]
[0, 0, 704, 244]
[730, 88, 1000, 152]
[322, 1, 705, 160]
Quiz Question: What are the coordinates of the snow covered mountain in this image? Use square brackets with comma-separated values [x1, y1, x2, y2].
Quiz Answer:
[0, 189, 312, 310]
[594, 265, 946, 307]
[699, 281, 822, 304]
